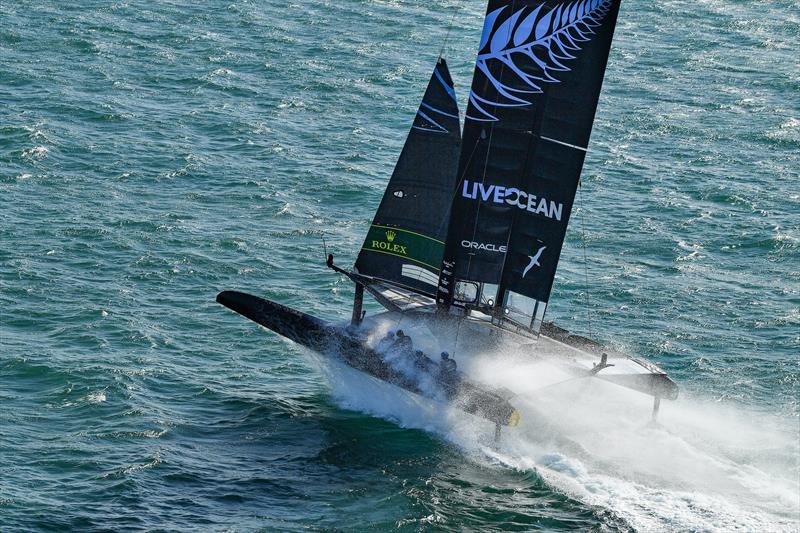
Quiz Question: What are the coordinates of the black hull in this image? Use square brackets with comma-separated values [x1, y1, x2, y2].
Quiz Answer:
[217, 291, 519, 428]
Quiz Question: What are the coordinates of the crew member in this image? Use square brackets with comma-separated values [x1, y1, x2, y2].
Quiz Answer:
[377, 330, 395, 352]
[393, 330, 414, 353]
[439, 351, 458, 395]
[413, 350, 427, 370]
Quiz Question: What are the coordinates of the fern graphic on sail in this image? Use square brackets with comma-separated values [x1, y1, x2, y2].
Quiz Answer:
[218, 0, 681, 440]
[437, 0, 622, 333]
[468, 0, 615, 121]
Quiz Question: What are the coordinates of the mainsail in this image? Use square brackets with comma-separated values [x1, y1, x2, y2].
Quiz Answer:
[436, 0, 622, 332]
[355, 58, 462, 295]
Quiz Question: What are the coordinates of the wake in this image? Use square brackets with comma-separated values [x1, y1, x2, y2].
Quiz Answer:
[491, 377, 799, 531]
[310, 318, 799, 532]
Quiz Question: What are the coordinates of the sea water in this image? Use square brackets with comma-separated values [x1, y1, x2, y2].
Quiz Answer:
[1, 0, 798, 531]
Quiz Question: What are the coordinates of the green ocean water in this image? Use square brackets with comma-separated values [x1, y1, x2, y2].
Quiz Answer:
[1, 0, 798, 531]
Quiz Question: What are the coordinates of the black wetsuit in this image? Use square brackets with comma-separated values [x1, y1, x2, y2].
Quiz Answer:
[390, 335, 414, 356]
[399, 336, 413, 352]
[439, 358, 458, 396]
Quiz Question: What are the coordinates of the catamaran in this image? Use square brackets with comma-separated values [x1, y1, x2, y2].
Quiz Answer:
[218, 0, 678, 439]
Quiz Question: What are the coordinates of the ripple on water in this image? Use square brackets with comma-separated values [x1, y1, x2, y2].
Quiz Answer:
[1, 0, 798, 531]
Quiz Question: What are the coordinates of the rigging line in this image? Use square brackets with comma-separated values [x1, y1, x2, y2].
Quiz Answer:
[578, 180, 593, 339]
[438, 3, 462, 60]
[468, 7, 515, 274]
[529, 374, 588, 394]
[393, 304, 405, 331]
[433, 137, 481, 241]
[466, 124, 495, 276]
[471, 0, 518, 302]
[395, 286, 420, 330]
[452, 314, 464, 360]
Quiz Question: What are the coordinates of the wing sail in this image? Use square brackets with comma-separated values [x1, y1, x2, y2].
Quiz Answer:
[436, 0, 622, 333]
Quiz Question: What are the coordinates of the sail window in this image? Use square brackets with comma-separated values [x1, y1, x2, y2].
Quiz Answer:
[480, 283, 498, 307]
[531, 300, 547, 333]
[498, 290, 548, 333]
[401, 264, 439, 288]
[455, 281, 479, 304]
[503, 290, 537, 327]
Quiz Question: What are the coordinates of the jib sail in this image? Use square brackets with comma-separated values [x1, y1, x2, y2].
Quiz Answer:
[436, 0, 622, 332]
[355, 58, 462, 295]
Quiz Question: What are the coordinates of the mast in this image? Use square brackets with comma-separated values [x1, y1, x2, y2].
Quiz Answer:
[355, 58, 462, 295]
[436, 0, 622, 333]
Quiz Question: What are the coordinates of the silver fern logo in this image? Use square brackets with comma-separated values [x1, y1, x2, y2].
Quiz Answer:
[413, 65, 459, 134]
[468, 0, 613, 122]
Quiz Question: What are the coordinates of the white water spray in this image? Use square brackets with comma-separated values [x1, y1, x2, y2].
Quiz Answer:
[310, 315, 799, 531]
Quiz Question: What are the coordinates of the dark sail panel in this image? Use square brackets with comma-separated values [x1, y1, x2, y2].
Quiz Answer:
[437, 0, 621, 319]
[355, 58, 461, 295]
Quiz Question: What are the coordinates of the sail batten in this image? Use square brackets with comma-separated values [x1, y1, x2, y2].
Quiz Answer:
[355, 58, 462, 295]
[436, 0, 622, 332]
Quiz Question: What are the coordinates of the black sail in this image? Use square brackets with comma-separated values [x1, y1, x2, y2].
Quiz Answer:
[355, 58, 462, 295]
[436, 0, 621, 330]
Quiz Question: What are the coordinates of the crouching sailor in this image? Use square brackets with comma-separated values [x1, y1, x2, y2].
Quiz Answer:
[377, 330, 395, 352]
[438, 351, 459, 397]
[394, 330, 413, 352]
